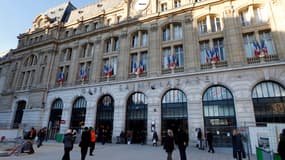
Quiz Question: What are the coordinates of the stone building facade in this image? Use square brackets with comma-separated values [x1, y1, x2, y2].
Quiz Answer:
[0, 0, 285, 145]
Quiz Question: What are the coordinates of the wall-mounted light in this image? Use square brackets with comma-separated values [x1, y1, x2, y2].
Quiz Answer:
[151, 85, 156, 90]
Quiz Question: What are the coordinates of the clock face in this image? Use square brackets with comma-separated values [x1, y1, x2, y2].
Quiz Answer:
[132, 0, 150, 11]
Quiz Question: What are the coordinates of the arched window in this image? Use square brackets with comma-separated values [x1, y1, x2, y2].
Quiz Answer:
[202, 85, 236, 147]
[252, 81, 285, 125]
[48, 99, 63, 139]
[126, 92, 148, 144]
[96, 95, 114, 143]
[70, 97, 87, 130]
[161, 89, 188, 142]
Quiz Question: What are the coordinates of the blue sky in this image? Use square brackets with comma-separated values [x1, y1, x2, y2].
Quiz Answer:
[0, 0, 97, 52]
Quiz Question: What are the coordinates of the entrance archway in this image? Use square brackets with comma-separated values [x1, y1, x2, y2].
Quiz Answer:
[252, 81, 285, 125]
[161, 89, 188, 143]
[70, 97, 86, 131]
[202, 85, 236, 147]
[13, 101, 26, 128]
[48, 99, 63, 139]
[96, 95, 114, 143]
[125, 92, 147, 144]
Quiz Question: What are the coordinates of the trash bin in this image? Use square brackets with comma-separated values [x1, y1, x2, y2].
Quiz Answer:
[273, 153, 281, 160]
[55, 133, 64, 143]
[256, 147, 263, 160]
[256, 147, 275, 160]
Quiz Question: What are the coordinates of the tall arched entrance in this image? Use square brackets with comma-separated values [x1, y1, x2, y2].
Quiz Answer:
[202, 85, 236, 147]
[161, 89, 188, 142]
[13, 101, 26, 128]
[125, 92, 147, 144]
[70, 97, 86, 131]
[252, 81, 285, 125]
[96, 95, 114, 143]
[48, 99, 63, 139]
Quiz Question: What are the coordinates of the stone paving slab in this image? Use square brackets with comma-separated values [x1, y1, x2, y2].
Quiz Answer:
[1, 142, 257, 160]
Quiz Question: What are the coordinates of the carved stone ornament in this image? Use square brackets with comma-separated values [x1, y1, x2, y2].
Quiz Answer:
[184, 14, 193, 23]
[150, 23, 158, 32]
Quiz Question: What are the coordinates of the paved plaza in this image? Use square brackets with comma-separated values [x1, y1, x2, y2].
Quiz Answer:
[1, 141, 257, 160]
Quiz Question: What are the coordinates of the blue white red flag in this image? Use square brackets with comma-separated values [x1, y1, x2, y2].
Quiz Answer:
[57, 72, 64, 83]
[79, 68, 87, 80]
[170, 54, 178, 68]
[260, 40, 268, 55]
[205, 49, 210, 63]
[253, 41, 261, 56]
[103, 64, 113, 76]
[136, 61, 144, 74]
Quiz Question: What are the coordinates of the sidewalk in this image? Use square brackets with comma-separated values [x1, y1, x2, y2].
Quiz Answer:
[2, 141, 257, 160]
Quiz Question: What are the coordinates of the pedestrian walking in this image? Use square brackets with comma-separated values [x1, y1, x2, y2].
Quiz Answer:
[175, 128, 188, 160]
[152, 131, 158, 146]
[232, 129, 246, 160]
[89, 127, 96, 156]
[37, 127, 47, 148]
[101, 129, 107, 145]
[62, 129, 74, 160]
[79, 127, 91, 160]
[206, 129, 214, 153]
[278, 128, 285, 160]
[163, 129, 175, 160]
[197, 128, 204, 150]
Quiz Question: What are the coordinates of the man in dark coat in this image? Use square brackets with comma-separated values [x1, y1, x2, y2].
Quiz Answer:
[79, 127, 91, 160]
[62, 129, 74, 160]
[278, 129, 285, 160]
[175, 128, 189, 160]
[206, 129, 215, 153]
[163, 129, 175, 160]
[232, 129, 246, 160]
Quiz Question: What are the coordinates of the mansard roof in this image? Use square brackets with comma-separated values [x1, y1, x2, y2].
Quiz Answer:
[43, 2, 76, 23]
[66, 0, 125, 24]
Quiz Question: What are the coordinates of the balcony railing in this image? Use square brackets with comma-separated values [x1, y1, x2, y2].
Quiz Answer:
[161, 67, 184, 74]
[247, 54, 279, 64]
[200, 61, 228, 70]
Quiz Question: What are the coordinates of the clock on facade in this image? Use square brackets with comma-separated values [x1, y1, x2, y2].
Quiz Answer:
[132, 0, 150, 12]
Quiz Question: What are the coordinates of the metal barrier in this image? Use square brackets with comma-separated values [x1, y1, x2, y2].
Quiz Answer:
[256, 147, 281, 160]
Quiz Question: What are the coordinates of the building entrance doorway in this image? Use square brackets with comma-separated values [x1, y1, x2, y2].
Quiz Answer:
[96, 95, 114, 143]
[161, 89, 188, 144]
[125, 92, 147, 144]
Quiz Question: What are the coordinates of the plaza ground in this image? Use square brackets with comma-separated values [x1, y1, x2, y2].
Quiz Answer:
[1, 141, 257, 160]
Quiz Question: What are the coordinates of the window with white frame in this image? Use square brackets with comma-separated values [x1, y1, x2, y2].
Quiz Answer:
[141, 31, 148, 47]
[243, 33, 255, 57]
[259, 31, 275, 55]
[198, 18, 207, 33]
[102, 57, 117, 76]
[132, 32, 139, 48]
[163, 23, 182, 41]
[240, 9, 251, 26]
[162, 25, 170, 41]
[162, 45, 184, 69]
[174, 0, 181, 8]
[130, 51, 148, 74]
[105, 37, 119, 53]
[254, 7, 269, 24]
[213, 38, 225, 61]
[173, 23, 182, 40]
[199, 41, 210, 64]
[239, 6, 269, 26]
[211, 17, 221, 32]
[198, 15, 222, 34]
[161, 3, 167, 11]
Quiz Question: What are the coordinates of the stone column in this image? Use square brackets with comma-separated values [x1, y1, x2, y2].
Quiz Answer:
[223, 5, 245, 66]
[149, 23, 160, 77]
